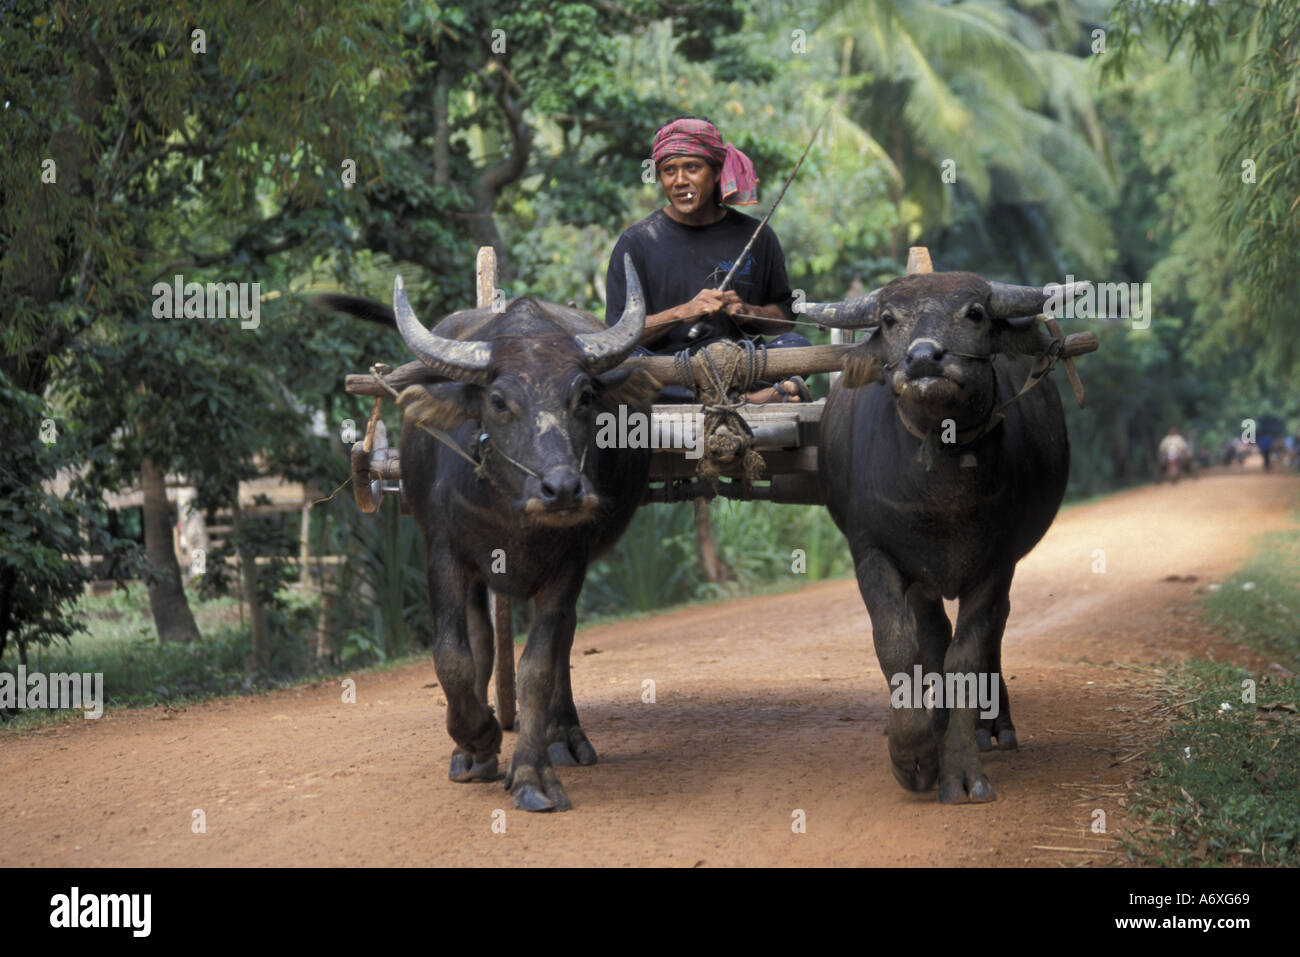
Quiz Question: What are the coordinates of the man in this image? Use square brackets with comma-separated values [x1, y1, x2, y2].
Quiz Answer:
[1158, 426, 1191, 481]
[1258, 429, 1275, 470]
[604, 117, 811, 403]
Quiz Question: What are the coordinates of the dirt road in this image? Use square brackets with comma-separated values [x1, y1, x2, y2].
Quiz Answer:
[3, 467, 1296, 867]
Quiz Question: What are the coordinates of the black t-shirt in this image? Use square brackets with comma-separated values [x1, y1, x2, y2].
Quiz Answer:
[603, 208, 796, 354]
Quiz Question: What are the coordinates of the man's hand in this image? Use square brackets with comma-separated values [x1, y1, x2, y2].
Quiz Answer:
[640, 288, 792, 345]
[682, 288, 732, 318]
[640, 288, 726, 346]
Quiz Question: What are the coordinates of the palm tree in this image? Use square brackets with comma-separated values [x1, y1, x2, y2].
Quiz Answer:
[813, 0, 1117, 279]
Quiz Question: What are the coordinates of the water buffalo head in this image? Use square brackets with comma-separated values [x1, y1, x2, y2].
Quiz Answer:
[395, 255, 656, 526]
[804, 272, 1075, 435]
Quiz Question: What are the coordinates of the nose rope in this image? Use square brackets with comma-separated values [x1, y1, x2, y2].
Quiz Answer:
[891, 339, 1063, 451]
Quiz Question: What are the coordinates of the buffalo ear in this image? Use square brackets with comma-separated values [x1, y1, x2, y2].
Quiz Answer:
[841, 329, 887, 389]
[397, 382, 482, 433]
[995, 314, 1051, 357]
[595, 368, 661, 412]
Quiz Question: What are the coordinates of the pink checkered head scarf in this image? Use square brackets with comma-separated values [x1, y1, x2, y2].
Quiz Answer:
[651, 118, 759, 206]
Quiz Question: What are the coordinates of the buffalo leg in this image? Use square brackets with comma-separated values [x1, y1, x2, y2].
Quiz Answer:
[466, 580, 494, 710]
[907, 582, 955, 737]
[975, 602, 1017, 751]
[429, 552, 502, 783]
[938, 571, 1013, 804]
[545, 592, 599, 768]
[504, 557, 586, 811]
[855, 547, 939, 792]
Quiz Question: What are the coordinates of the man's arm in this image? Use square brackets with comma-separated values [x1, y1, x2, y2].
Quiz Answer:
[644, 291, 794, 347]
[641, 289, 737, 346]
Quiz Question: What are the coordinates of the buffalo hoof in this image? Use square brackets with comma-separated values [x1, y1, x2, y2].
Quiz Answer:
[505, 760, 572, 813]
[547, 728, 598, 767]
[977, 720, 1018, 751]
[448, 750, 500, 783]
[938, 771, 996, 804]
[888, 717, 939, 791]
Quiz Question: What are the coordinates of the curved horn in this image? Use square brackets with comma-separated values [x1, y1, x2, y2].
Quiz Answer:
[794, 289, 881, 329]
[393, 275, 493, 385]
[576, 253, 647, 374]
[989, 280, 1090, 319]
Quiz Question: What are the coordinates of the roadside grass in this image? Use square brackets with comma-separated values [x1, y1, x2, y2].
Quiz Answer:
[0, 481, 1172, 728]
[1200, 522, 1300, 667]
[1122, 506, 1300, 867]
[0, 585, 425, 732]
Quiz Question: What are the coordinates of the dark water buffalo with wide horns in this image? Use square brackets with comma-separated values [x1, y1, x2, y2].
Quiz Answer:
[805, 271, 1077, 803]
[318, 256, 656, 811]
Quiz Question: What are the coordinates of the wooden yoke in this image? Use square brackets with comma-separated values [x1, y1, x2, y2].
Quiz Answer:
[478, 246, 517, 732]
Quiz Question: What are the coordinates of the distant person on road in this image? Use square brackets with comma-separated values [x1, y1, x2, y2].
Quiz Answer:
[1158, 427, 1191, 482]
[1258, 431, 1275, 470]
[1234, 436, 1250, 465]
[1158, 427, 1190, 464]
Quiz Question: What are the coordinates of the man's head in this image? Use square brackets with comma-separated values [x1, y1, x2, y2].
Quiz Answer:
[651, 117, 757, 217]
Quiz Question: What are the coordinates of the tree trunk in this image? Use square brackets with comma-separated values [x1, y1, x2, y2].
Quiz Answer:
[0, 567, 15, 664]
[316, 581, 337, 662]
[694, 498, 729, 584]
[313, 510, 335, 660]
[141, 459, 200, 643]
[231, 495, 270, 672]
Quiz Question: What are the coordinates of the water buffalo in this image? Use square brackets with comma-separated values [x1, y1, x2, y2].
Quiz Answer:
[319, 257, 656, 811]
[804, 272, 1075, 803]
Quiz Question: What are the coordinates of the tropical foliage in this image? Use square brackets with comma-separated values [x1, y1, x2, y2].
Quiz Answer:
[2, 0, 1297, 679]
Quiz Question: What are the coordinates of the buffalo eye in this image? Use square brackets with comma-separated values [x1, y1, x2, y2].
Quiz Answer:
[967, 303, 988, 323]
[489, 392, 511, 416]
[880, 311, 897, 329]
[575, 387, 596, 413]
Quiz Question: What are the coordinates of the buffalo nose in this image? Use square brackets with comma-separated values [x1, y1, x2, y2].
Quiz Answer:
[906, 338, 945, 365]
[539, 467, 583, 507]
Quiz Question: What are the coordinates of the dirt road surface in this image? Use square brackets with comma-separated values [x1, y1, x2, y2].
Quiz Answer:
[3, 467, 1296, 867]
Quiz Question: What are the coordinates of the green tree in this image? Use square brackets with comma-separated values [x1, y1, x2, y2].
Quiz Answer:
[1, 0, 407, 654]
[810, 0, 1117, 279]
[1109, 0, 1300, 380]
